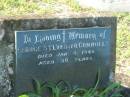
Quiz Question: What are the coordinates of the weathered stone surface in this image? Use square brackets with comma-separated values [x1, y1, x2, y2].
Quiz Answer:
[0, 42, 14, 97]
[0, 16, 116, 97]
[0, 21, 4, 41]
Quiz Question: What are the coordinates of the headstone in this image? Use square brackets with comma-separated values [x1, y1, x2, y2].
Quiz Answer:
[15, 27, 112, 96]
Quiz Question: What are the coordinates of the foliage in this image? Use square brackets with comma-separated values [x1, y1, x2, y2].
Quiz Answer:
[114, 12, 130, 75]
[0, 0, 53, 16]
[0, 0, 95, 16]
[19, 77, 123, 97]
[19, 94, 29, 97]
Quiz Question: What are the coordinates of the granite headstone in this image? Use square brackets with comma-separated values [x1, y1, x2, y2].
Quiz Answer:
[15, 27, 112, 96]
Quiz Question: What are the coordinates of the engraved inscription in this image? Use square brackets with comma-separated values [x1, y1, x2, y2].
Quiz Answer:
[17, 28, 111, 66]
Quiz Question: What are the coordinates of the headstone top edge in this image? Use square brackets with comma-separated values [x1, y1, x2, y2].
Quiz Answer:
[2, 15, 116, 21]
[15, 27, 111, 33]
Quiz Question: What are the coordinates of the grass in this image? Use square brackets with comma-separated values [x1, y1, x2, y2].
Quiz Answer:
[0, 0, 53, 16]
[114, 12, 130, 76]
[18, 79, 123, 97]
[0, 0, 95, 16]
[115, 13, 130, 58]
[18, 70, 123, 97]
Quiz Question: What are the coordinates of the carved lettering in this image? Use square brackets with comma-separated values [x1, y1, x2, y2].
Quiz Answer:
[57, 52, 68, 57]
[69, 32, 97, 40]
[34, 34, 61, 44]
[38, 53, 52, 59]
[61, 58, 69, 63]
[38, 60, 54, 65]
[75, 57, 93, 62]
[17, 28, 110, 67]
[24, 34, 32, 44]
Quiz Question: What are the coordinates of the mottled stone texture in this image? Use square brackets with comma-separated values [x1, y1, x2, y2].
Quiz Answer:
[0, 17, 116, 97]
[0, 42, 14, 97]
